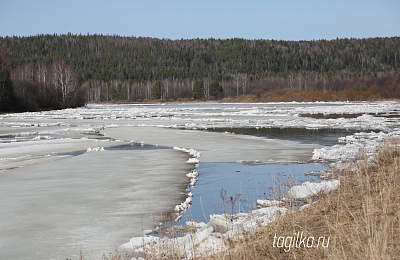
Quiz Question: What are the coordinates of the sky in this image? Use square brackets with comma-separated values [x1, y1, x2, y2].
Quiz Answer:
[0, 0, 399, 40]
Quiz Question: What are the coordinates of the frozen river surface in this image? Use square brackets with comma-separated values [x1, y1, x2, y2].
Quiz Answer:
[1, 101, 400, 259]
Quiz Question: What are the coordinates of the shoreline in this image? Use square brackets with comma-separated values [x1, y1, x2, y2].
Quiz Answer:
[211, 138, 400, 259]
[117, 135, 399, 259]
[117, 162, 339, 258]
[112, 116, 400, 258]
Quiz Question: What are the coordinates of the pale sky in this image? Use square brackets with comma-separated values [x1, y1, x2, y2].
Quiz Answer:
[0, 0, 399, 40]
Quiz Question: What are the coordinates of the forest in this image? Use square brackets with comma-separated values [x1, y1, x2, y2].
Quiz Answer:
[1, 34, 399, 110]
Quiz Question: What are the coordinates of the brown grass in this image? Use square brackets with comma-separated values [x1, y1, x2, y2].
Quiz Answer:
[206, 140, 400, 259]
[221, 89, 384, 103]
[89, 88, 392, 105]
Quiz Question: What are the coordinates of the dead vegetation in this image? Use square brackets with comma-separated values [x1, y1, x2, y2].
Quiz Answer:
[221, 88, 386, 103]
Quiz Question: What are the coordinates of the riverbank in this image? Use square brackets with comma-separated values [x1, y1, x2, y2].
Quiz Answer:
[113, 139, 399, 259]
[87, 89, 400, 105]
[209, 139, 400, 259]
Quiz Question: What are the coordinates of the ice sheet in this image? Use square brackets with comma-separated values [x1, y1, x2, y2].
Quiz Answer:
[0, 138, 125, 170]
[0, 148, 193, 259]
[103, 126, 321, 163]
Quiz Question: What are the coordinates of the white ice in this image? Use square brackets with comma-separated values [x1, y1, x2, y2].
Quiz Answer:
[0, 148, 194, 259]
[103, 126, 321, 163]
[287, 180, 341, 199]
[257, 199, 284, 207]
[120, 206, 287, 259]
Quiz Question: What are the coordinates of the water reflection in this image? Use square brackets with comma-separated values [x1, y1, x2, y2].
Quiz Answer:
[204, 127, 358, 146]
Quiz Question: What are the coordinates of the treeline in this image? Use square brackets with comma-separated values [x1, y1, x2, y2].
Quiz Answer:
[82, 70, 400, 102]
[1, 34, 400, 105]
[0, 50, 85, 111]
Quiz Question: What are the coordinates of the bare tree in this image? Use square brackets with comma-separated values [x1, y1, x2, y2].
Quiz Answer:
[204, 76, 211, 99]
[50, 59, 79, 105]
[162, 78, 170, 99]
[234, 73, 240, 96]
[36, 62, 48, 100]
[36, 62, 48, 85]
[145, 81, 152, 100]
[241, 73, 248, 94]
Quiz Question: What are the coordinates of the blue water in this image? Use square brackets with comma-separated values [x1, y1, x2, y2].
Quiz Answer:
[179, 162, 325, 224]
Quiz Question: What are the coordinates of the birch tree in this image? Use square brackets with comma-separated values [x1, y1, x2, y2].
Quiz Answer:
[50, 59, 79, 105]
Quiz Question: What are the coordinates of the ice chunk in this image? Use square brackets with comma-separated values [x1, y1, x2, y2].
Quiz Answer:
[174, 196, 193, 212]
[257, 199, 283, 207]
[186, 171, 199, 178]
[209, 214, 233, 234]
[192, 226, 214, 245]
[86, 146, 105, 152]
[288, 180, 340, 199]
[173, 146, 201, 158]
[187, 158, 200, 164]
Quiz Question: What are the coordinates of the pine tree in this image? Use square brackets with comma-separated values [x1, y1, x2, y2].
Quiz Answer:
[209, 80, 223, 98]
[152, 80, 161, 99]
[192, 79, 204, 99]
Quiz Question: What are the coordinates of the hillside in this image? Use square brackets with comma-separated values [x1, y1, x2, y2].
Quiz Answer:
[1, 35, 400, 107]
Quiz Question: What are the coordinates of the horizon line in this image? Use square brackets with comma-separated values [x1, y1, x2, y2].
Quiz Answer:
[1, 33, 399, 42]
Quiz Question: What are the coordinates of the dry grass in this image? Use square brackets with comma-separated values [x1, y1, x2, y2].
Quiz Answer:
[89, 88, 392, 105]
[205, 140, 400, 259]
[221, 89, 384, 103]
